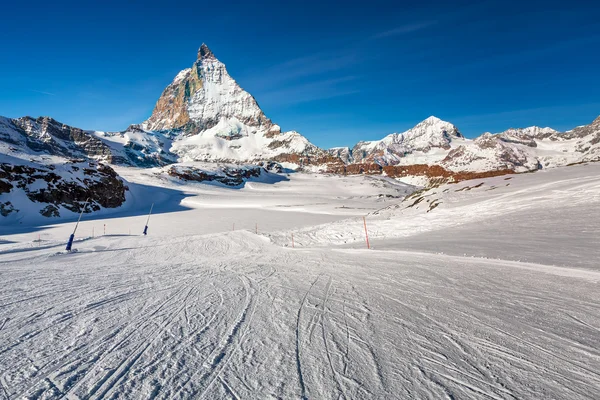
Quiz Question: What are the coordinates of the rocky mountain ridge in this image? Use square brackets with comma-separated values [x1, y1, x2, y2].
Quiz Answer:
[1, 44, 600, 221]
[3, 44, 599, 176]
[330, 116, 600, 175]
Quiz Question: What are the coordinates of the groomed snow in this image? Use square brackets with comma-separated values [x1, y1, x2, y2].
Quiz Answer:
[1, 164, 599, 399]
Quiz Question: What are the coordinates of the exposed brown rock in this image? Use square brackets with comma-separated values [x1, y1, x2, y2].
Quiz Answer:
[383, 164, 514, 182]
[143, 68, 200, 132]
[272, 153, 346, 170]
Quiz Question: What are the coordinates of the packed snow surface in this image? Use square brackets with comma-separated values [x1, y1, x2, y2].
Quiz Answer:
[1, 164, 599, 399]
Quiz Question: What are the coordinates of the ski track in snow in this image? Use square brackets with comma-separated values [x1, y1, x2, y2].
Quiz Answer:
[1, 232, 599, 399]
[1, 164, 600, 399]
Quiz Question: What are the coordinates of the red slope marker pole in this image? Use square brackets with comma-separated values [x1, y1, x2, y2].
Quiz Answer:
[363, 216, 370, 250]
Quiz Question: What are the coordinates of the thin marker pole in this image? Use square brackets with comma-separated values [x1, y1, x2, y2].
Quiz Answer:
[143, 203, 154, 235]
[104, 224, 106, 235]
[66, 198, 89, 251]
[255, 223, 258, 235]
[363, 216, 370, 250]
[291, 233, 295, 248]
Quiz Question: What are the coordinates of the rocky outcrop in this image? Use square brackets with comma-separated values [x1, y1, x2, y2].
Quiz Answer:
[325, 160, 514, 183]
[383, 164, 514, 182]
[0, 161, 127, 217]
[166, 164, 264, 187]
[327, 147, 353, 164]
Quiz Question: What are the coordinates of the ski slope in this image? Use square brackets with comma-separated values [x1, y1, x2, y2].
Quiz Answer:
[1, 164, 600, 399]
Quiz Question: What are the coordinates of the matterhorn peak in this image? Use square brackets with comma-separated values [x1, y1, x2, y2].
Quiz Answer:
[197, 43, 215, 60]
[142, 43, 276, 137]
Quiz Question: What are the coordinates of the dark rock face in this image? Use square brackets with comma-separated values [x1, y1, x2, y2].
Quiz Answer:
[198, 43, 215, 60]
[0, 201, 17, 216]
[167, 165, 264, 187]
[0, 179, 13, 194]
[256, 161, 283, 173]
[40, 204, 60, 217]
[0, 161, 127, 217]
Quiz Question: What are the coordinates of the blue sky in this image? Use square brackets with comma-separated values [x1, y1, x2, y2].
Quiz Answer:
[1, 0, 599, 148]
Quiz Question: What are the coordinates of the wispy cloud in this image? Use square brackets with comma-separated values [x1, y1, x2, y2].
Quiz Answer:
[242, 51, 358, 91]
[257, 76, 360, 106]
[453, 102, 600, 133]
[28, 89, 55, 96]
[371, 20, 438, 39]
[242, 5, 467, 107]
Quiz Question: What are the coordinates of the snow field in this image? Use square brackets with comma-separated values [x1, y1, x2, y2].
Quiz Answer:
[1, 163, 599, 399]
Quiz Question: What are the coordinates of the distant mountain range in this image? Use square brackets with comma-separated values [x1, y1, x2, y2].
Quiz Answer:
[1, 44, 599, 219]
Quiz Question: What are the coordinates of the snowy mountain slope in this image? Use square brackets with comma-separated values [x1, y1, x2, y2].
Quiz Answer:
[351, 116, 467, 165]
[0, 115, 177, 168]
[1, 162, 599, 399]
[339, 115, 600, 176]
[0, 118, 131, 222]
[269, 162, 600, 252]
[91, 126, 177, 167]
[0, 116, 113, 163]
[441, 116, 600, 172]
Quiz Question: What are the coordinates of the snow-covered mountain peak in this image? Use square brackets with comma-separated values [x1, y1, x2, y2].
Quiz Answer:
[381, 116, 463, 147]
[494, 126, 560, 146]
[141, 44, 274, 135]
[412, 116, 462, 134]
[133, 45, 329, 167]
[351, 117, 465, 165]
[421, 115, 442, 124]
